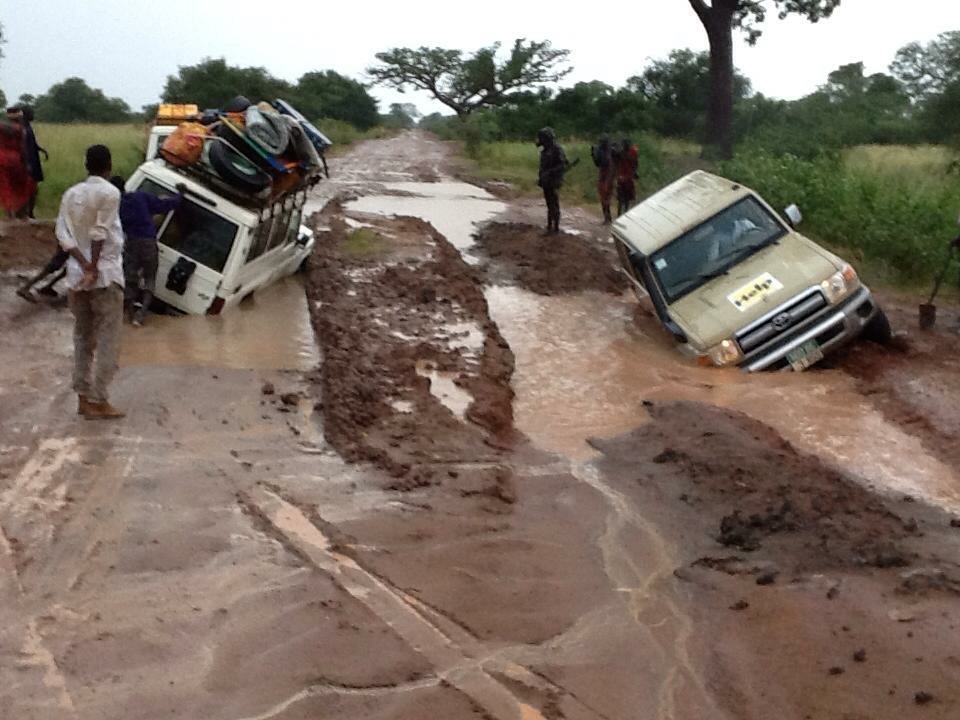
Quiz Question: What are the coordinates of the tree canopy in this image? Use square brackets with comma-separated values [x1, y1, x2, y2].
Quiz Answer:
[890, 31, 960, 103]
[294, 70, 379, 129]
[33, 78, 133, 122]
[688, 0, 842, 158]
[162, 59, 380, 128]
[368, 39, 571, 117]
[162, 58, 292, 109]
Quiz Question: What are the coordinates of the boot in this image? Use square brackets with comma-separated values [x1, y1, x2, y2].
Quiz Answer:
[602, 205, 612, 225]
[82, 400, 126, 421]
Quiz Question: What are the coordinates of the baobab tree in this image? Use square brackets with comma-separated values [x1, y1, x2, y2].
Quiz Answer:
[688, 0, 841, 158]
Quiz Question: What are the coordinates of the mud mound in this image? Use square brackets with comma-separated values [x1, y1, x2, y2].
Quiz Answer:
[474, 222, 626, 295]
[306, 203, 516, 483]
[0, 221, 57, 271]
[593, 401, 912, 571]
[833, 300, 960, 472]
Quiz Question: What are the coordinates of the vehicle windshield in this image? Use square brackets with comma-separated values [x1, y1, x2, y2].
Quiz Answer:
[650, 195, 786, 303]
[139, 179, 239, 273]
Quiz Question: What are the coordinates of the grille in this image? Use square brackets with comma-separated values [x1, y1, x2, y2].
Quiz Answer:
[737, 290, 828, 353]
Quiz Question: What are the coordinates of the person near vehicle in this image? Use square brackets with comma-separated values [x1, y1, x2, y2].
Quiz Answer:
[536, 127, 567, 235]
[17, 106, 48, 219]
[591, 136, 616, 224]
[16, 248, 69, 302]
[58, 145, 126, 420]
[111, 176, 183, 326]
[0, 108, 34, 218]
[615, 137, 639, 217]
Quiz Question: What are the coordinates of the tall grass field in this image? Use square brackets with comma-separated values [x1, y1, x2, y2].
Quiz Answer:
[464, 137, 960, 287]
[31, 123, 147, 219]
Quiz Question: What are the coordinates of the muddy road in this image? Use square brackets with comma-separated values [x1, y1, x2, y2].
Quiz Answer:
[2, 131, 960, 719]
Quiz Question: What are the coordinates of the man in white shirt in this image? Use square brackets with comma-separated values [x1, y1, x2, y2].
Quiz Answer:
[56, 145, 126, 420]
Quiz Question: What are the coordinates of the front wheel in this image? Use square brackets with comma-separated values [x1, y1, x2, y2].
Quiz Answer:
[863, 308, 892, 345]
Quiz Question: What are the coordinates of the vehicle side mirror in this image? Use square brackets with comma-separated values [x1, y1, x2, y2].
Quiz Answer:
[784, 204, 802, 228]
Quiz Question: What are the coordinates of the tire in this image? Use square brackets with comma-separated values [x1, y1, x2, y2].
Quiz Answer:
[864, 308, 892, 345]
[208, 140, 272, 193]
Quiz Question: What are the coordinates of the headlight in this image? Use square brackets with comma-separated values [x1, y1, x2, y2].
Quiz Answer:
[707, 338, 743, 367]
[820, 264, 859, 304]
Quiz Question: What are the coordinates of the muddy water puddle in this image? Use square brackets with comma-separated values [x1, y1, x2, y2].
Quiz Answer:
[487, 285, 960, 512]
[345, 180, 506, 260]
[120, 277, 319, 371]
[415, 360, 473, 420]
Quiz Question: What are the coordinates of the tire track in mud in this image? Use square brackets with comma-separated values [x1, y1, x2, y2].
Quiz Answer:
[241, 485, 554, 720]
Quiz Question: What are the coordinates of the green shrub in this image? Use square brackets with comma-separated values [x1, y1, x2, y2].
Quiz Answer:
[721, 150, 960, 285]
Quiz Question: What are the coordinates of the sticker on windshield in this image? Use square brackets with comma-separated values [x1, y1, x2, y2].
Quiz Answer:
[654, 258, 668, 270]
[727, 272, 784, 312]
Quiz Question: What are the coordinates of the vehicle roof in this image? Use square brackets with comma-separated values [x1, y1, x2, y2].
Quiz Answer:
[611, 170, 754, 256]
[135, 160, 259, 226]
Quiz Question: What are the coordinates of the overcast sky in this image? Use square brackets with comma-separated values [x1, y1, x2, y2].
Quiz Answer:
[2, 0, 957, 116]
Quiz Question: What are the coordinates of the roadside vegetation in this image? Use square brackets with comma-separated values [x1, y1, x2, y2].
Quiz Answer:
[31, 123, 145, 219]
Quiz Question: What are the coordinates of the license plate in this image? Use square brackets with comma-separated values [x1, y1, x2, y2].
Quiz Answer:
[786, 339, 824, 371]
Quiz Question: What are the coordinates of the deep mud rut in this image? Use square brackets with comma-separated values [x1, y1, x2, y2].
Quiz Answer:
[2, 131, 960, 719]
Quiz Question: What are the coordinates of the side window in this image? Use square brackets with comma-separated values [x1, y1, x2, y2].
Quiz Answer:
[266, 210, 289, 252]
[615, 240, 646, 286]
[286, 208, 303, 245]
[247, 217, 273, 262]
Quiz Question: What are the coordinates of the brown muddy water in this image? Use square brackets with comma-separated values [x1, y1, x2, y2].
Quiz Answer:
[120, 277, 319, 371]
[346, 181, 506, 261]
[486, 285, 960, 512]
[339, 177, 960, 514]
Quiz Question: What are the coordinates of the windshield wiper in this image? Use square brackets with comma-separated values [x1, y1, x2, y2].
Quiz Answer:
[695, 268, 729, 283]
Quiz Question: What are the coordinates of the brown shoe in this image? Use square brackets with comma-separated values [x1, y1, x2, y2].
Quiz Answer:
[82, 400, 126, 421]
[77, 395, 90, 415]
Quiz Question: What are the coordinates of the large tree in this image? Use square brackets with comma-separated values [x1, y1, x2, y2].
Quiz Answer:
[34, 78, 133, 122]
[629, 48, 750, 139]
[293, 70, 379, 129]
[367, 39, 571, 118]
[688, 0, 841, 158]
[163, 58, 292, 109]
[890, 31, 960, 103]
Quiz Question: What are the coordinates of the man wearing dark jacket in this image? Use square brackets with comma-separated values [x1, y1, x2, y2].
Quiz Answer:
[536, 127, 567, 235]
[19, 106, 47, 219]
[111, 176, 184, 326]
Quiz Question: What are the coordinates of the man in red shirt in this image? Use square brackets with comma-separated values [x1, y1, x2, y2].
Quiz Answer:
[615, 138, 639, 217]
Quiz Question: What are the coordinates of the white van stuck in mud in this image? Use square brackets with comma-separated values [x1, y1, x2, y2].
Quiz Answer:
[125, 160, 315, 315]
[127, 101, 327, 315]
[613, 171, 890, 371]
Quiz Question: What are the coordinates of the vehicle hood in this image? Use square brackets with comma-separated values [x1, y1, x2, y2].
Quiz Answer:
[668, 232, 842, 349]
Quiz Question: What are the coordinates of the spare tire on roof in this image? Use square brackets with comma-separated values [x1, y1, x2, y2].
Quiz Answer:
[222, 95, 252, 113]
[208, 138, 272, 193]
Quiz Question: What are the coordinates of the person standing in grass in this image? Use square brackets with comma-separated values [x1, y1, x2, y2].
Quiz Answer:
[591, 136, 616, 224]
[0, 108, 34, 218]
[615, 138, 639, 217]
[58, 145, 126, 420]
[536, 127, 567, 235]
[18, 106, 48, 219]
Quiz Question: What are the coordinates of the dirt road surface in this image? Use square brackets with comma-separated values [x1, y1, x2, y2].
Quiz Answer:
[2, 131, 960, 719]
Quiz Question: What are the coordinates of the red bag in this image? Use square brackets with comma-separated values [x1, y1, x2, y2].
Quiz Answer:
[159, 122, 209, 167]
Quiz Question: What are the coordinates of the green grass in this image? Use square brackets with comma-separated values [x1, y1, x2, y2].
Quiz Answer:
[464, 137, 703, 207]
[319, 119, 396, 155]
[460, 135, 960, 287]
[32, 123, 147, 219]
[341, 227, 386, 257]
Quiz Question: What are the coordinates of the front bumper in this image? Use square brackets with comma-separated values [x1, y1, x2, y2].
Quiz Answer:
[741, 286, 878, 372]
